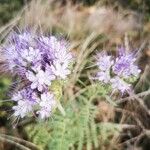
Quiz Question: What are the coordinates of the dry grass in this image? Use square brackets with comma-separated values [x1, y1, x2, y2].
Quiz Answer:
[20, 0, 141, 41]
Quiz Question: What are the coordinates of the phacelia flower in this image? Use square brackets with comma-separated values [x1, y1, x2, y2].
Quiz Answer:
[97, 71, 110, 83]
[20, 47, 42, 64]
[12, 88, 36, 118]
[113, 47, 141, 78]
[37, 92, 56, 119]
[50, 61, 71, 79]
[111, 77, 131, 94]
[26, 67, 55, 91]
[2, 30, 74, 120]
[96, 51, 114, 71]
[95, 47, 140, 94]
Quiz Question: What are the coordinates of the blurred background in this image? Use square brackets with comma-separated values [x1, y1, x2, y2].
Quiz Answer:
[0, 0, 150, 150]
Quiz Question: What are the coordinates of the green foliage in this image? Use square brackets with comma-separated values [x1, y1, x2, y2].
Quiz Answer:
[97, 122, 121, 144]
[0, 77, 11, 100]
[25, 84, 120, 150]
[0, 0, 23, 25]
[25, 123, 51, 150]
[0, 77, 12, 119]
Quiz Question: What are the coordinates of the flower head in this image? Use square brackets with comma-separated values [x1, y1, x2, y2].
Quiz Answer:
[95, 47, 140, 94]
[3, 30, 74, 120]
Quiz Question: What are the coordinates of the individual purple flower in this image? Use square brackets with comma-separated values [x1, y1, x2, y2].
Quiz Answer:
[37, 36, 56, 60]
[113, 47, 141, 78]
[56, 47, 72, 61]
[111, 77, 131, 94]
[96, 51, 114, 71]
[96, 71, 110, 83]
[12, 87, 37, 102]
[54, 42, 72, 65]
[51, 61, 71, 79]
[128, 63, 141, 77]
[12, 88, 37, 118]
[26, 66, 55, 91]
[3, 45, 19, 72]
[9, 31, 34, 54]
[20, 47, 42, 64]
[96, 51, 113, 84]
[3, 33, 41, 75]
[12, 88, 57, 119]
[37, 92, 56, 119]
[12, 100, 34, 118]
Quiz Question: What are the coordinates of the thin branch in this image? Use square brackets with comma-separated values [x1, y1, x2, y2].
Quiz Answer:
[132, 95, 150, 116]
[120, 129, 150, 148]
[0, 134, 39, 150]
[115, 108, 144, 129]
[116, 89, 150, 104]
[120, 124, 137, 130]
[0, 136, 30, 150]
[118, 133, 145, 147]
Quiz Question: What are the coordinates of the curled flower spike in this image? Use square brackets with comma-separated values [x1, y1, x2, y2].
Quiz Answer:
[95, 47, 141, 94]
[2, 30, 74, 120]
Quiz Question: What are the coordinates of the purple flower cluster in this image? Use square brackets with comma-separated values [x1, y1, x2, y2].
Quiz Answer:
[3, 31, 73, 119]
[96, 47, 141, 94]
